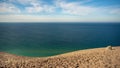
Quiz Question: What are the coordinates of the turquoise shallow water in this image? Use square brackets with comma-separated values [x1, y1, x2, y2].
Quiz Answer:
[0, 23, 120, 57]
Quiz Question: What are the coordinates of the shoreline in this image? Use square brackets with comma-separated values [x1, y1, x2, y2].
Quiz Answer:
[0, 46, 120, 68]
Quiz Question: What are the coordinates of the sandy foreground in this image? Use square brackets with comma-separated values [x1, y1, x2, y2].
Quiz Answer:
[0, 46, 120, 68]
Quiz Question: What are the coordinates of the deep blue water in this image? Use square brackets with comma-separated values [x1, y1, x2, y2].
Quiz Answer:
[0, 23, 120, 57]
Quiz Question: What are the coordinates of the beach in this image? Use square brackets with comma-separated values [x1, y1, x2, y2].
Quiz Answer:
[0, 46, 120, 68]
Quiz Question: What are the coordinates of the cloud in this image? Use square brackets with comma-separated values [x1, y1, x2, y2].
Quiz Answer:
[0, 15, 120, 22]
[44, 5, 55, 13]
[109, 9, 120, 14]
[0, 0, 56, 14]
[25, 5, 43, 13]
[0, 3, 21, 13]
[55, 0, 120, 16]
[20, 0, 56, 13]
[55, 0, 97, 15]
[12, 0, 39, 5]
[25, 3, 55, 13]
[0, 0, 120, 16]
[0, 0, 120, 22]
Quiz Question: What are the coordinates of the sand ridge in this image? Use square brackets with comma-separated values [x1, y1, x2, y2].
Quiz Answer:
[0, 46, 120, 68]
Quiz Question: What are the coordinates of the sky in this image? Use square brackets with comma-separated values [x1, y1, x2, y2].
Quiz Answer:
[0, 0, 120, 22]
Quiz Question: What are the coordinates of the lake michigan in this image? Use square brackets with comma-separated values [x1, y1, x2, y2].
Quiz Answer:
[0, 23, 120, 57]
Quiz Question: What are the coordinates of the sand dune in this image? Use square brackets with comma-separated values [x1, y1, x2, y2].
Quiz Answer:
[0, 46, 120, 68]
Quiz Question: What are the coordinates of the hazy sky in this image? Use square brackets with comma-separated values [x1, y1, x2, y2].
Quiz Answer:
[0, 0, 120, 22]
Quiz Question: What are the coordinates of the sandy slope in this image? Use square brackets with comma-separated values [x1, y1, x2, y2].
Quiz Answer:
[0, 46, 120, 68]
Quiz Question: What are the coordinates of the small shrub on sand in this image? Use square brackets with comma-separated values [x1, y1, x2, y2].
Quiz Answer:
[106, 45, 112, 50]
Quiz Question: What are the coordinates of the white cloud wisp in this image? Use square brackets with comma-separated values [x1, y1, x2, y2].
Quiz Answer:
[0, 3, 21, 13]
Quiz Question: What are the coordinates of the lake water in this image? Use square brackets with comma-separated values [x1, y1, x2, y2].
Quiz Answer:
[0, 23, 120, 57]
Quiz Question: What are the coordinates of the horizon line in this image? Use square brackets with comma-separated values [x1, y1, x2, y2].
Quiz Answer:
[0, 22, 120, 23]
